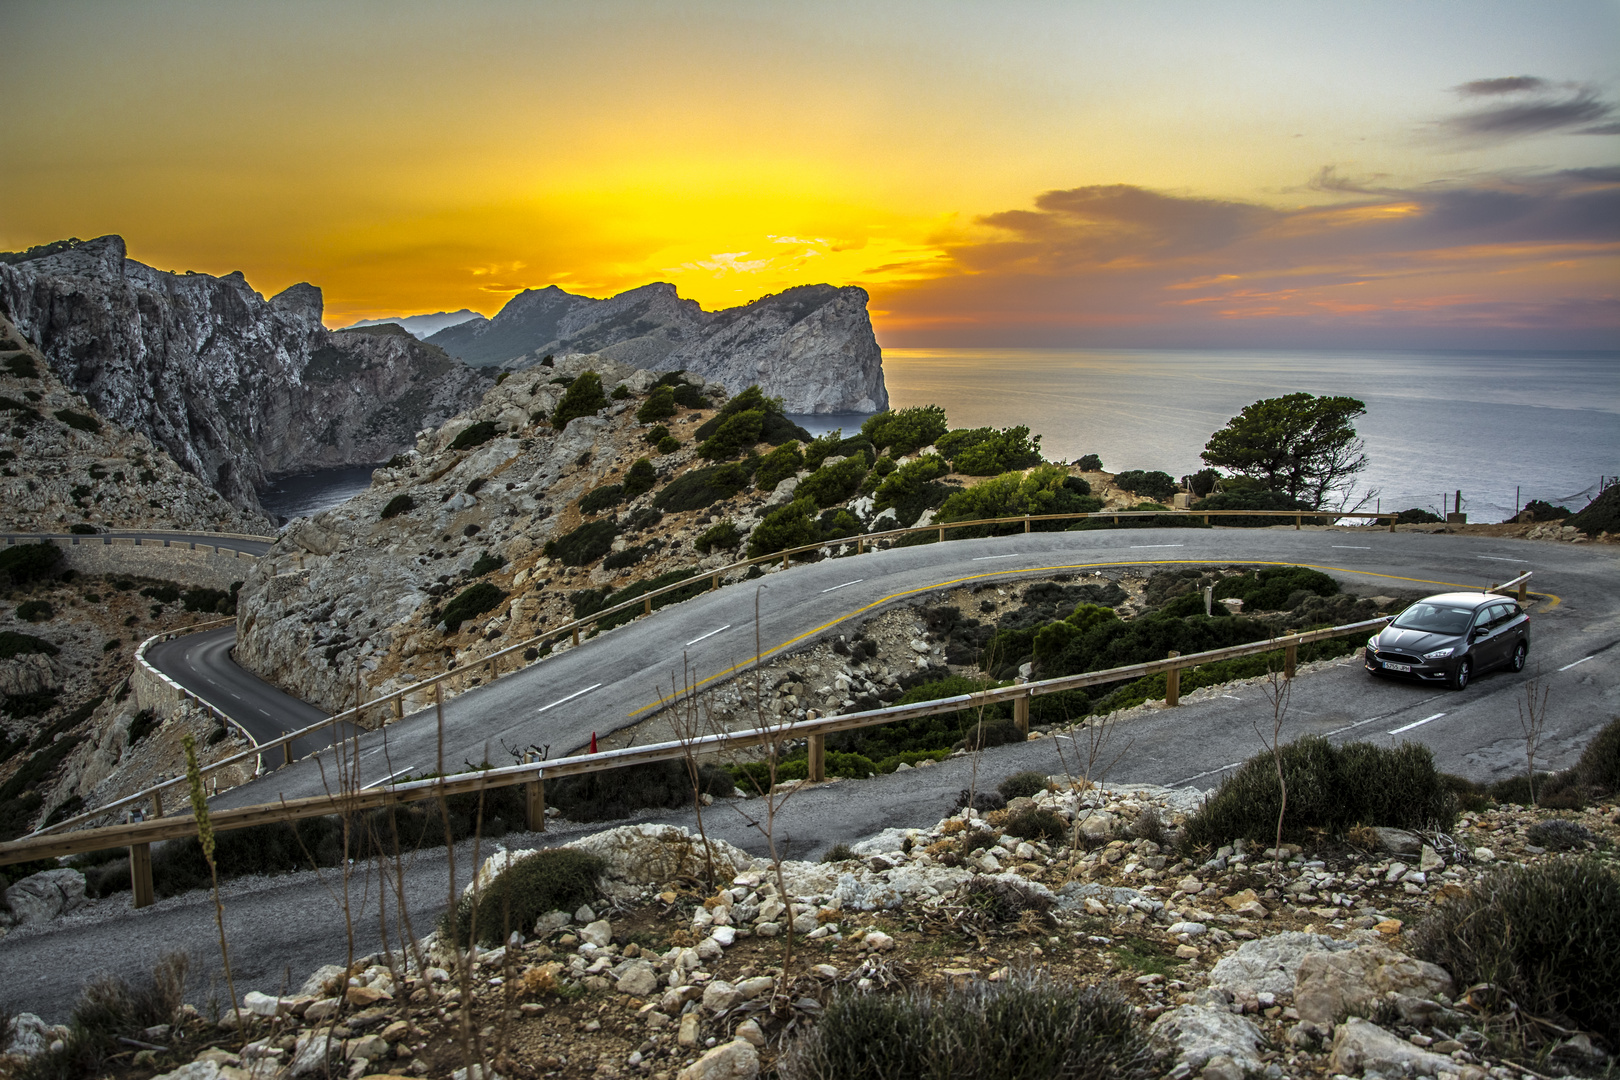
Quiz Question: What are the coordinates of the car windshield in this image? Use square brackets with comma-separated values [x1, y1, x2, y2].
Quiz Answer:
[1391, 603, 1475, 635]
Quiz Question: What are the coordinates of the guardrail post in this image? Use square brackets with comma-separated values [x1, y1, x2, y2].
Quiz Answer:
[392, 695, 404, 722]
[807, 735, 826, 783]
[1284, 641, 1298, 679]
[283, 742, 292, 768]
[644, 596, 652, 617]
[937, 525, 944, 542]
[525, 763, 546, 833]
[711, 572, 720, 591]
[1165, 652, 1181, 706]
[129, 842, 154, 908]
[857, 538, 865, 554]
[1023, 517, 1030, 534]
[1293, 513, 1302, 530]
[150, 791, 163, 819]
[1013, 694, 1030, 735]
[571, 628, 580, 647]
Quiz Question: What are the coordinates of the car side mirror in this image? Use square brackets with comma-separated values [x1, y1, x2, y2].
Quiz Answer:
[1470, 627, 1486, 640]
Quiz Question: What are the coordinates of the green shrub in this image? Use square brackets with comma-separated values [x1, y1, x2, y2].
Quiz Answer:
[777, 975, 1153, 1080]
[1568, 482, 1620, 536]
[470, 551, 506, 577]
[579, 483, 625, 515]
[622, 457, 657, 498]
[695, 521, 741, 554]
[1110, 470, 1176, 501]
[1395, 506, 1444, 524]
[636, 385, 676, 422]
[68, 523, 97, 535]
[1183, 736, 1454, 848]
[181, 584, 239, 615]
[656, 435, 681, 454]
[1524, 819, 1598, 851]
[443, 849, 606, 948]
[0, 631, 58, 660]
[1576, 717, 1620, 792]
[440, 581, 506, 633]
[654, 463, 748, 512]
[4, 353, 40, 379]
[544, 519, 619, 566]
[936, 425, 1042, 475]
[697, 408, 764, 459]
[380, 493, 415, 519]
[0, 542, 64, 584]
[602, 545, 649, 570]
[19, 955, 190, 1080]
[1212, 565, 1338, 611]
[861, 405, 949, 456]
[140, 583, 180, 603]
[449, 420, 497, 450]
[569, 568, 709, 632]
[4, 690, 59, 717]
[797, 456, 868, 508]
[551, 759, 734, 823]
[755, 440, 804, 491]
[1192, 489, 1318, 526]
[552, 371, 607, 428]
[54, 408, 101, 433]
[1074, 454, 1103, 471]
[126, 709, 160, 745]
[746, 497, 821, 558]
[610, 383, 630, 400]
[15, 599, 53, 622]
[822, 843, 856, 863]
[1002, 807, 1067, 843]
[937, 465, 1099, 534]
[1412, 857, 1619, 1044]
[644, 424, 671, 445]
[998, 770, 1050, 801]
[803, 430, 876, 470]
[873, 453, 953, 526]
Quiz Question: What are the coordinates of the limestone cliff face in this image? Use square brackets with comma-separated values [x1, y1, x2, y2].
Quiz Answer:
[0, 237, 492, 513]
[428, 282, 887, 414]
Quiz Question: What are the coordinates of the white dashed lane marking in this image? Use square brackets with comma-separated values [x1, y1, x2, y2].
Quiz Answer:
[536, 683, 602, 714]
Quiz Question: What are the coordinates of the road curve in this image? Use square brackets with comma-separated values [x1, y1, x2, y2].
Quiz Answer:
[4, 526, 1615, 1022]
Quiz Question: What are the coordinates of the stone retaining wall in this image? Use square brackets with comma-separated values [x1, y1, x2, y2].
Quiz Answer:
[5, 536, 254, 590]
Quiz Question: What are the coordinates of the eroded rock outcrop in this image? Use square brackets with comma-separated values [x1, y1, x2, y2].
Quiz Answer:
[428, 282, 887, 414]
[0, 237, 492, 513]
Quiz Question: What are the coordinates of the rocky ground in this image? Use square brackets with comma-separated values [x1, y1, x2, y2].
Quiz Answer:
[4, 781, 1613, 1080]
[0, 313, 267, 536]
[0, 571, 257, 839]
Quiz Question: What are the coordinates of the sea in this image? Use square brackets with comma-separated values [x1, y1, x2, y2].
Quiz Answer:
[260, 348, 1620, 527]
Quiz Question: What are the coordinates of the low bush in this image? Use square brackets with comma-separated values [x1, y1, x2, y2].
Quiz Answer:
[1182, 736, 1454, 848]
[622, 457, 657, 498]
[803, 430, 876, 471]
[653, 463, 748, 512]
[873, 453, 952, 525]
[1002, 807, 1067, 843]
[547, 759, 734, 823]
[1211, 565, 1338, 611]
[937, 465, 1099, 535]
[4, 353, 40, 379]
[1518, 498, 1568, 521]
[754, 440, 804, 491]
[569, 568, 708, 633]
[644, 424, 671, 446]
[636, 385, 676, 422]
[18, 954, 189, 1080]
[14, 599, 53, 622]
[1193, 489, 1319, 526]
[54, 408, 101, 433]
[746, 497, 821, 558]
[440, 581, 506, 633]
[545, 519, 619, 566]
[797, 456, 868, 508]
[552, 371, 607, 428]
[998, 770, 1050, 801]
[698, 408, 764, 459]
[69, 522, 97, 535]
[1524, 819, 1598, 851]
[1111, 469, 1178, 501]
[1576, 716, 1620, 792]
[777, 974, 1153, 1080]
[861, 405, 949, 456]
[443, 849, 606, 948]
[579, 483, 625, 515]
[126, 709, 160, 745]
[1411, 857, 1620, 1045]
[470, 551, 506, 577]
[656, 435, 681, 454]
[141, 582, 180, 603]
[1396, 506, 1443, 524]
[959, 873, 1056, 921]
[4, 690, 59, 717]
[0, 631, 58, 660]
[1074, 453, 1102, 471]
[380, 493, 415, 519]
[694, 520, 741, 554]
[0, 542, 64, 584]
[449, 420, 497, 450]
[1568, 481, 1620, 536]
[602, 545, 649, 570]
[821, 843, 856, 863]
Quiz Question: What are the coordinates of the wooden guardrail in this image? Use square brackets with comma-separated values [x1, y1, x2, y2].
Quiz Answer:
[0, 613, 1398, 883]
[19, 507, 1419, 839]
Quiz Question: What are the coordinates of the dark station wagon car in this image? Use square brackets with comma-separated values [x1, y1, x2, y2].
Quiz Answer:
[1365, 591, 1530, 691]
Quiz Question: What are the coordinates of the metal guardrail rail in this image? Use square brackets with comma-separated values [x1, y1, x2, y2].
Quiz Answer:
[0, 613, 1399, 868]
[21, 507, 1509, 840]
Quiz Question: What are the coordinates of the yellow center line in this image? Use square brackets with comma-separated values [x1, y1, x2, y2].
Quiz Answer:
[623, 557, 1559, 718]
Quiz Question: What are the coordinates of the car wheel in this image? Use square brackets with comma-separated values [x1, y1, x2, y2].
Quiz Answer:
[1449, 656, 1472, 691]
[1510, 641, 1527, 672]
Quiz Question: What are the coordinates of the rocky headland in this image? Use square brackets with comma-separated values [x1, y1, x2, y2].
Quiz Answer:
[0, 238, 492, 514]
[426, 283, 887, 414]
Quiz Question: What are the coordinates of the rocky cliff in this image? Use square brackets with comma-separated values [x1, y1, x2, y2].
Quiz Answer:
[0, 238, 492, 514]
[427, 282, 887, 414]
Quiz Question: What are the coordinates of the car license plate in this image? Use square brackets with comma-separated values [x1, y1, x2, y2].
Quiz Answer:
[1382, 661, 1411, 672]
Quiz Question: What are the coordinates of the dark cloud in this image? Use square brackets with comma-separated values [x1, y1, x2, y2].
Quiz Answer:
[1442, 84, 1617, 140]
[1456, 76, 1549, 96]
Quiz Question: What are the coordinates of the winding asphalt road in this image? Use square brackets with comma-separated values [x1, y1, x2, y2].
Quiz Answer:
[5, 526, 1617, 1020]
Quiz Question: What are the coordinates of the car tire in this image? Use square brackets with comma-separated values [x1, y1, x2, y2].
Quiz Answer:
[1449, 656, 1472, 691]
[1510, 641, 1527, 672]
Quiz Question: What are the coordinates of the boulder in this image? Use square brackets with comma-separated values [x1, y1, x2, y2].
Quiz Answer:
[567, 825, 752, 885]
[1370, 827, 1423, 855]
[1329, 1017, 1456, 1076]
[0, 868, 88, 928]
[3, 1013, 53, 1059]
[677, 1039, 760, 1080]
[1294, 945, 1455, 1026]
[1208, 932, 1357, 1000]
[1148, 1005, 1265, 1075]
[615, 960, 660, 998]
[289, 1033, 338, 1077]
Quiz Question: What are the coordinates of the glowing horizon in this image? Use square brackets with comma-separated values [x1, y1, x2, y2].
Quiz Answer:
[3, 1, 1615, 349]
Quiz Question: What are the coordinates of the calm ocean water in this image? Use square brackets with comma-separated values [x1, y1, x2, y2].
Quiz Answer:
[795, 348, 1620, 524]
[258, 464, 381, 524]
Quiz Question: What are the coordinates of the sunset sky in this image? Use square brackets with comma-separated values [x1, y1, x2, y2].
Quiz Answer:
[3, 0, 1616, 348]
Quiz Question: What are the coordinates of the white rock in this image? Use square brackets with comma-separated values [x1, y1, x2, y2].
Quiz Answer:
[862, 930, 896, 951]
[0, 869, 87, 927]
[1149, 1005, 1265, 1075]
[1330, 1017, 1456, 1076]
[568, 825, 753, 885]
[702, 980, 741, 1012]
[3, 1013, 53, 1059]
[1208, 932, 1358, 999]
[1167, 921, 1207, 937]
[676, 1038, 759, 1080]
[615, 960, 660, 998]
[241, 991, 284, 1017]
[581, 919, 613, 947]
[710, 925, 736, 946]
[289, 1033, 338, 1077]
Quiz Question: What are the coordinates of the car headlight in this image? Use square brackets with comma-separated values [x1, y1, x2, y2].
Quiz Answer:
[1423, 647, 1454, 659]
[1367, 636, 1380, 650]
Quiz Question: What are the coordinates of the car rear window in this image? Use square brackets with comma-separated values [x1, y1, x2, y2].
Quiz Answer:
[1391, 603, 1475, 634]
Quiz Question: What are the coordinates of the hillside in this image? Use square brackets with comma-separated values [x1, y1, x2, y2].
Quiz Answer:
[426, 282, 887, 414]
